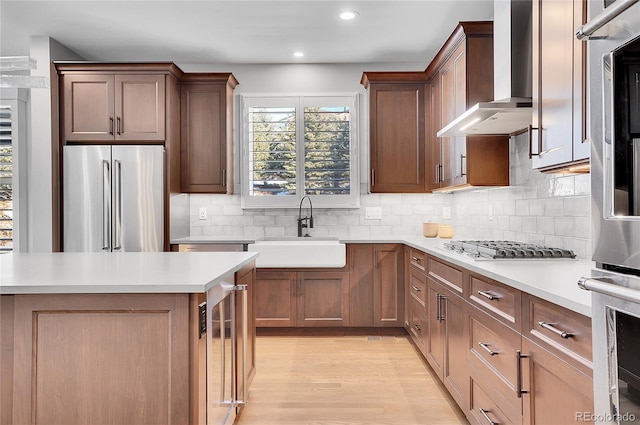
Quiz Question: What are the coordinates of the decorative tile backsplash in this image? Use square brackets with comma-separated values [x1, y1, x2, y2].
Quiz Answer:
[189, 133, 592, 259]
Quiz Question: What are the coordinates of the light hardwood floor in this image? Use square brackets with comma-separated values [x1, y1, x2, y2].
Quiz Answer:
[236, 335, 469, 425]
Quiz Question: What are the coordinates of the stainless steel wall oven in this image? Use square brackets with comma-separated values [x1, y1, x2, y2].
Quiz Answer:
[577, 0, 640, 423]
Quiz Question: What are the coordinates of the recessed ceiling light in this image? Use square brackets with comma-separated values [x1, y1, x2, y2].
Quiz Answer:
[339, 10, 359, 20]
[293, 51, 304, 58]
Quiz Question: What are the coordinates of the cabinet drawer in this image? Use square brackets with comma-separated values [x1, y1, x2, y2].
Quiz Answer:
[469, 378, 517, 425]
[408, 296, 426, 355]
[409, 248, 426, 272]
[428, 256, 463, 294]
[467, 306, 521, 421]
[469, 274, 521, 329]
[408, 268, 427, 305]
[523, 294, 592, 368]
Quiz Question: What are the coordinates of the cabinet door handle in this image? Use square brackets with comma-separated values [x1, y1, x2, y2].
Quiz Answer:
[440, 164, 445, 182]
[436, 294, 446, 322]
[479, 408, 498, 425]
[370, 169, 375, 187]
[411, 256, 421, 263]
[109, 117, 114, 135]
[460, 154, 466, 177]
[434, 163, 440, 184]
[477, 290, 498, 300]
[528, 125, 540, 159]
[411, 285, 421, 292]
[478, 342, 499, 356]
[116, 116, 121, 135]
[516, 350, 530, 398]
[222, 168, 226, 187]
[538, 321, 574, 339]
[413, 323, 421, 332]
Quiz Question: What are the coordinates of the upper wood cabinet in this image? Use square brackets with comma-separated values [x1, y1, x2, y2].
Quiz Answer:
[180, 74, 237, 194]
[531, 0, 588, 172]
[61, 72, 166, 142]
[426, 22, 509, 191]
[361, 73, 427, 193]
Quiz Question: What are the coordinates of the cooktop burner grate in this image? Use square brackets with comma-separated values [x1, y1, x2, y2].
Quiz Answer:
[442, 240, 576, 259]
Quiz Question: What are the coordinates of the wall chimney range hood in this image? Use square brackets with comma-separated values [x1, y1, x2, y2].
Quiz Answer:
[437, 0, 532, 138]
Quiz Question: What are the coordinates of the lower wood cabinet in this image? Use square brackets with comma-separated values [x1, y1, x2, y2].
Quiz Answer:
[521, 337, 594, 425]
[425, 276, 468, 411]
[254, 271, 297, 327]
[349, 243, 404, 327]
[403, 246, 594, 425]
[255, 270, 350, 327]
[255, 243, 404, 328]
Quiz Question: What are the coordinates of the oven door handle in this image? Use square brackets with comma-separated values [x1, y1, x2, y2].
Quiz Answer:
[578, 277, 640, 304]
[575, 0, 639, 40]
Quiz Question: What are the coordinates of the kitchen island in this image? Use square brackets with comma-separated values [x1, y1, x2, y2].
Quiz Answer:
[0, 251, 258, 425]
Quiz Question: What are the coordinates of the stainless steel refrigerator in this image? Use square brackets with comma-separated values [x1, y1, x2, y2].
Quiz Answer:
[63, 145, 164, 252]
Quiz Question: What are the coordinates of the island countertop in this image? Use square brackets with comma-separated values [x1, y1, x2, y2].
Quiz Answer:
[0, 251, 258, 294]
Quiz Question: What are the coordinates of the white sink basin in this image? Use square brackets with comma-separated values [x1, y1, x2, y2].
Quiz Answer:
[247, 238, 346, 268]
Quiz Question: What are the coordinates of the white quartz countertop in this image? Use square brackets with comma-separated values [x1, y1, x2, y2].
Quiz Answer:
[174, 235, 595, 317]
[0, 252, 258, 295]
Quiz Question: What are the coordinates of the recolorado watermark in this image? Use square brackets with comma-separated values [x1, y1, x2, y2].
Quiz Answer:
[576, 412, 636, 422]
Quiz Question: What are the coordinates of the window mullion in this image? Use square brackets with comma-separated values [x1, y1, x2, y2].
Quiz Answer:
[295, 97, 305, 199]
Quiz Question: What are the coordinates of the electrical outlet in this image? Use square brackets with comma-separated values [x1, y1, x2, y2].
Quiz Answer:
[365, 207, 382, 220]
[198, 207, 207, 220]
[443, 206, 451, 219]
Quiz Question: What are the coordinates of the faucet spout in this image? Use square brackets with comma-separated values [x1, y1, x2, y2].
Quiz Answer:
[297, 195, 314, 237]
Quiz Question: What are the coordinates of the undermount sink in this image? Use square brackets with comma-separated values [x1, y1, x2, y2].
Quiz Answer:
[247, 237, 346, 268]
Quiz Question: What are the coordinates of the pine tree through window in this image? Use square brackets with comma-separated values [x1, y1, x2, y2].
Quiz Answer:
[243, 96, 358, 208]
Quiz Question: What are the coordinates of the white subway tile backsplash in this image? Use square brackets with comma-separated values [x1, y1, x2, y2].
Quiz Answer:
[186, 135, 593, 258]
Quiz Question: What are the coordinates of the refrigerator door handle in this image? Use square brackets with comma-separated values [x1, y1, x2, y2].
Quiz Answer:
[102, 160, 111, 250]
[113, 159, 122, 250]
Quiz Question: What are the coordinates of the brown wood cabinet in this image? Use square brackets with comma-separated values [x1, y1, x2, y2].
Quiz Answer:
[531, 0, 589, 172]
[61, 73, 166, 142]
[360, 73, 427, 193]
[426, 22, 509, 191]
[297, 271, 350, 327]
[180, 74, 237, 193]
[349, 243, 404, 327]
[9, 294, 190, 425]
[254, 270, 297, 327]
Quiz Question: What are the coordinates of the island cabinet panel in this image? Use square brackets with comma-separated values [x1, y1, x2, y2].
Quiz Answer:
[11, 294, 190, 425]
[254, 271, 297, 327]
[297, 272, 350, 327]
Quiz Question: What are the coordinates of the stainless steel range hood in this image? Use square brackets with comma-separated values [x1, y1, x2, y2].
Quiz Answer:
[437, 0, 532, 137]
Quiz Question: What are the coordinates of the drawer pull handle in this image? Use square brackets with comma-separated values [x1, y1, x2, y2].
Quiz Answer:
[516, 350, 530, 398]
[478, 290, 498, 300]
[478, 342, 498, 356]
[411, 285, 421, 292]
[479, 408, 498, 425]
[538, 321, 574, 339]
[412, 256, 421, 262]
[413, 324, 421, 332]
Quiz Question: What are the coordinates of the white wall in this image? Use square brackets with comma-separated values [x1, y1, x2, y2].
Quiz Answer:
[29, 36, 83, 252]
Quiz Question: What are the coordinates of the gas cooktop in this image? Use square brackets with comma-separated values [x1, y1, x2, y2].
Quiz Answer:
[442, 240, 576, 260]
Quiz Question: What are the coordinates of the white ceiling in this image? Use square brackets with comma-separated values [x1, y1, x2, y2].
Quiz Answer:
[0, 0, 495, 65]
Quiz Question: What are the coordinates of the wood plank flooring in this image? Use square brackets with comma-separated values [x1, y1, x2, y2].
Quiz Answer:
[236, 335, 469, 425]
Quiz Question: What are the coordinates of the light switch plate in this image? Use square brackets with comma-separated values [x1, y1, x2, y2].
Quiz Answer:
[198, 207, 207, 220]
[365, 207, 382, 220]
[443, 206, 451, 219]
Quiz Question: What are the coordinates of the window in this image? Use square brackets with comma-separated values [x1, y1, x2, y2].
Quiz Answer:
[0, 105, 12, 251]
[242, 95, 358, 208]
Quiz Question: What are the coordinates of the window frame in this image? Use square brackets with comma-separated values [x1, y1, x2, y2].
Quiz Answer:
[241, 94, 359, 209]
